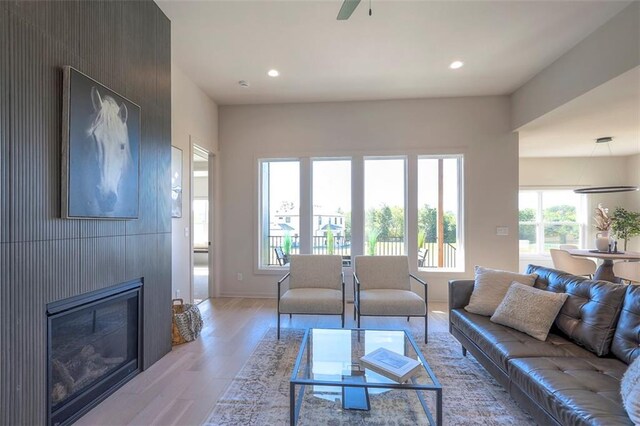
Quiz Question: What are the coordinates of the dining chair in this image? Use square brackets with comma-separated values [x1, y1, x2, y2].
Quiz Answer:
[613, 261, 640, 285]
[353, 255, 428, 343]
[559, 244, 579, 250]
[276, 255, 344, 339]
[550, 249, 596, 278]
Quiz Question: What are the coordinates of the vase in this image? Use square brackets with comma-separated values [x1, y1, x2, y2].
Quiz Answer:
[595, 231, 610, 252]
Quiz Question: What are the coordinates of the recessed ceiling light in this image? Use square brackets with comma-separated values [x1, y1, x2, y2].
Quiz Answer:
[238, 80, 250, 88]
[449, 61, 464, 70]
[267, 69, 280, 77]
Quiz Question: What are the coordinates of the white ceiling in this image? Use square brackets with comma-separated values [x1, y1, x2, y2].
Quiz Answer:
[519, 66, 640, 158]
[158, 0, 630, 106]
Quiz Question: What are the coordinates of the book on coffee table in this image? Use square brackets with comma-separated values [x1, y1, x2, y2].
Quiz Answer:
[360, 347, 422, 383]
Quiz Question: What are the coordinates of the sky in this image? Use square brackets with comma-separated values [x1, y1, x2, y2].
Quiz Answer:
[267, 157, 460, 216]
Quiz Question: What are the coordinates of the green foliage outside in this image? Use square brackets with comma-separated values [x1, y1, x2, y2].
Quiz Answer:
[519, 208, 536, 222]
[611, 207, 640, 250]
[518, 205, 579, 245]
[366, 228, 380, 256]
[363, 203, 457, 244]
[325, 228, 335, 255]
[417, 229, 426, 249]
[417, 204, 457, 243]
[283, 232, 292, 255]
[366, 205, 404, 239]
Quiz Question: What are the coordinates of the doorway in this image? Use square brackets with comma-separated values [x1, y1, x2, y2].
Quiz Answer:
[192, 144, 210, 304]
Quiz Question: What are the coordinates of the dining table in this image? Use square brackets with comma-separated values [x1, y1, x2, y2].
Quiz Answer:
[567, 249, 640, 282]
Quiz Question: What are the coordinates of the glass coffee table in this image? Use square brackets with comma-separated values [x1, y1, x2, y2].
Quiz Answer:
[290, 328, 442, 425]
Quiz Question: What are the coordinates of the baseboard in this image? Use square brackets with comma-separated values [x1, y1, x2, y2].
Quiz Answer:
[218, 292, 276, 299]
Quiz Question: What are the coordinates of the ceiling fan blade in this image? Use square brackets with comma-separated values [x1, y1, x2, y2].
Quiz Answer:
[337, 0, 361, 20]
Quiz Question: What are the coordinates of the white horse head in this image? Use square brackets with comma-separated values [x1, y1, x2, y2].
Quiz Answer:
[87, 86, 131, 213]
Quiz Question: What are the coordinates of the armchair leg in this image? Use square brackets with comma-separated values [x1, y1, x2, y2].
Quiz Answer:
[407, 316, 410, 322]
[341, 312, 344, 328]
[289, 314, 292, 319]
[277, 313, 281, 340]
[424, 314, 428, 344]
[462, 345, 467, 357]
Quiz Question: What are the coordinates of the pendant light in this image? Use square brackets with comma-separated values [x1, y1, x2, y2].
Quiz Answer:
[573, 137, 639, 194]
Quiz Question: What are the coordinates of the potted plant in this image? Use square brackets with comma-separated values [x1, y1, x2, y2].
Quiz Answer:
[418, 229, 426, 249]
[283, 232, 292, 256]
[611, 207, 640, 251]
[593, 203, 612, 251]
[367, 228, 380, 256]
[326, 228, 335, 255]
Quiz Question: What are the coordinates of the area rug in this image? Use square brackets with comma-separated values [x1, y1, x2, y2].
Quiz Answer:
[205, 328, 535, 425]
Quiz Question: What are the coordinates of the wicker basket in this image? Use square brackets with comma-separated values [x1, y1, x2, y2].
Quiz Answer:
[171, 299, 203, 346]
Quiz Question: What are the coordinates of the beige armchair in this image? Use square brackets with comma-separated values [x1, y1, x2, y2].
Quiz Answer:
[277, 255, 344, 339]
[550, 249, 596, 278]
[613, 261, 640, 284]
[353, 255, 428, 343]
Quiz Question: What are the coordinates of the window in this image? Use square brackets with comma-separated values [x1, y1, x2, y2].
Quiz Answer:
[364, 158, 406, 256]
[312, 159, 351, 257]
[260, 160, 300, 266]
[417, 156, 462, 268]
[258, 154, 464, 270]
[519, 190, 585, 255]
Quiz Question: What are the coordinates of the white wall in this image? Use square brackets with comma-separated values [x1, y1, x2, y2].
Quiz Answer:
[518, 155, 638, 271]
[511, 1, 639, 130]
[626, 154, 640, 252]
[171, 62, 219, 301]
[219, 96, 519, 302]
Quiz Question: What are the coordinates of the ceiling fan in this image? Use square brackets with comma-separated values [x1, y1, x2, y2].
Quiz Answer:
[337, 0, 371, 20]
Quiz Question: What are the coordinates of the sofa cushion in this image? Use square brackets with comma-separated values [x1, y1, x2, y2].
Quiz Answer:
[526, 265, 627, 356]
[509, 357, 632, 426]
[464, 266, 537, 316]
[451, 309, 595, 373]
[491, 283, 568, 341]
[621, 355, 640, 424]
[611, 285, 640, 365]
[359, 289, 426, 316]
[279, 288, 343, 314]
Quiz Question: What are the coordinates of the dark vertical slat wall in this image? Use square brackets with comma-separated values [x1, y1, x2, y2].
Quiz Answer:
[0, 2, 172, 424]
[1, 6, 9, 244]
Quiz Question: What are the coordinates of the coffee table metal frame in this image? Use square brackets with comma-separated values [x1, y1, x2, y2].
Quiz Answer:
[289, 328, 443, 425]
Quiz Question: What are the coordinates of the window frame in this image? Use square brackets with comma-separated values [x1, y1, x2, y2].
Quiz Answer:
[363, 155, 408, 257]
[518, 188, 587, 258]
[256, 152, 465, 274]
[257, 158, 302, 269]
[416, 154, 464, 271]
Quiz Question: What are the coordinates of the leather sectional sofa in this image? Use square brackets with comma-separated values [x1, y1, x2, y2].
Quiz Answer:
[449, 265, 639, 425]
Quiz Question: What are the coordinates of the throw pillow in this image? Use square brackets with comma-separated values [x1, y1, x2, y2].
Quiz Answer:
[464, 266, 537, 316]
[490, 283, 568, 341]
[621, 355, 640, 424]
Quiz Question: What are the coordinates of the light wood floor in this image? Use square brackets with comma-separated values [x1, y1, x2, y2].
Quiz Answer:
[76, 298, 450, 426]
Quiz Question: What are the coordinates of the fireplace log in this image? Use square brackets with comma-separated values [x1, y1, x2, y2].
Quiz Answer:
[53, 359, 75, 392]
[53, 345, 127, 395]
[51, 382, 68, 404]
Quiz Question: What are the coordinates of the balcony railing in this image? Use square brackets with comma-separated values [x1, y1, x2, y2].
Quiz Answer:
[266, 236, 457, 268]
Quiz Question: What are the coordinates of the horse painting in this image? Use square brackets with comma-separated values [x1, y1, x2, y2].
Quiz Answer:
[63, 67, 140, 219]
[87, 87, 132, 213]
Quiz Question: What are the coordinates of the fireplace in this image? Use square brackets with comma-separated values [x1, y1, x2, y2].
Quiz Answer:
[47, 280, 143, 426]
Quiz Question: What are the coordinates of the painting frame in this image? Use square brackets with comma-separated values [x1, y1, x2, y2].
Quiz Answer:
[61, 66, 141, 220]
[171, 146, 183, 218]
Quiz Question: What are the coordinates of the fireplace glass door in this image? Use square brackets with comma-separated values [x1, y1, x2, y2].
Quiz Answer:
[48, 282, 141, 426]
